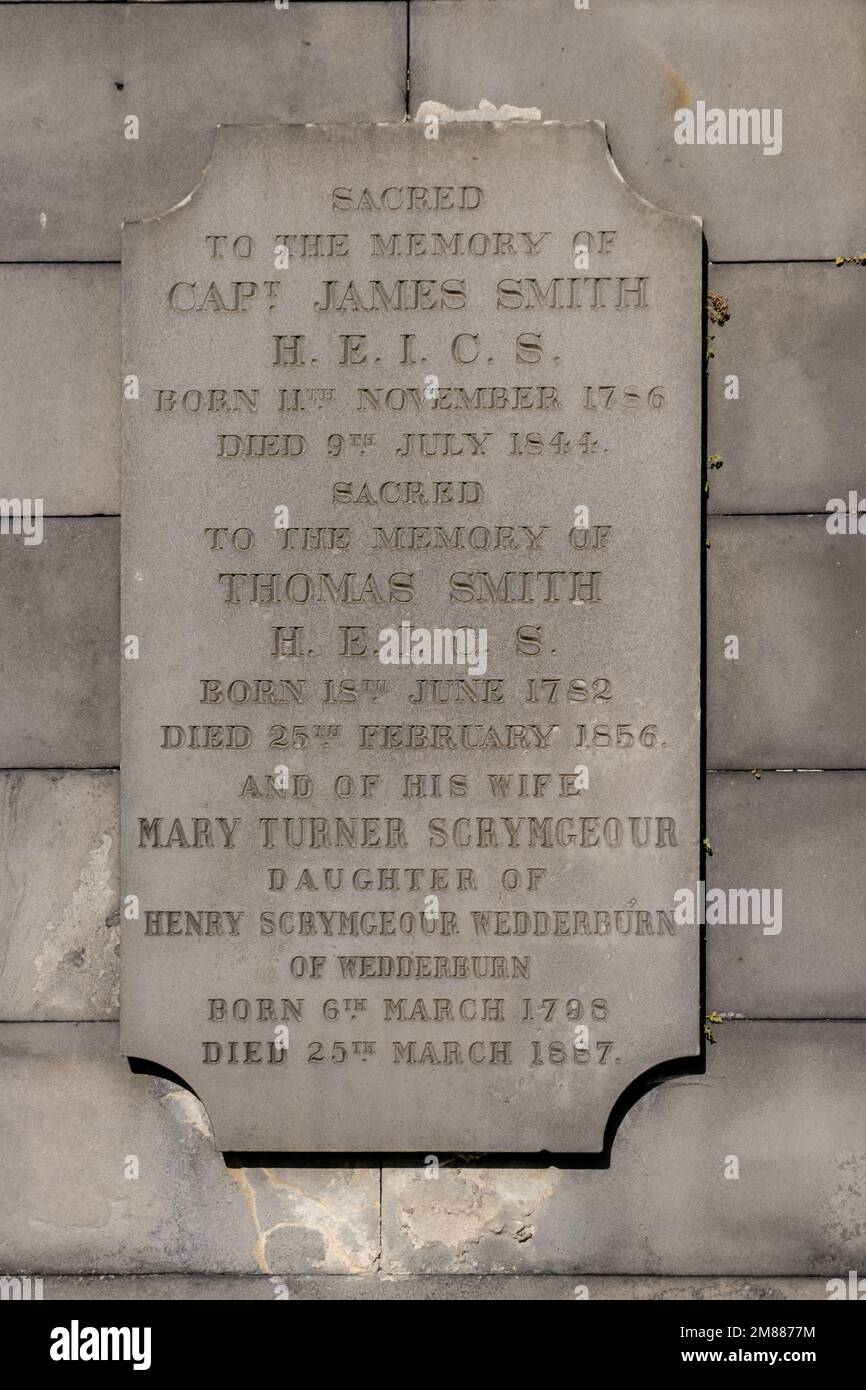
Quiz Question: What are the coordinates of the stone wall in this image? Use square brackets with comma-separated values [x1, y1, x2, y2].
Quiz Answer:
[1, 0, 863, 1299]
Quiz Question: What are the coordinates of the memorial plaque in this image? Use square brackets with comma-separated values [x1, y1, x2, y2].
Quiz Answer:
[122, 122, 702, 1152]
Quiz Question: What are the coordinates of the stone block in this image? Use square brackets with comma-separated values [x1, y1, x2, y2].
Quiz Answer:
[0, 771, 119, 1021]
[382, 1023, 866, 1274]
[707, 266, 866, 514]
[29, 1273, 829, 1300]
[0, 3, 407, 259]
[0, 519, 119, 768]
[707, 517, 866, 769]
[0, 1023, 379, 1274]
[0, 266, 119, 515]
[707, 772, 866, 1018]
[410, 0, 866, 259]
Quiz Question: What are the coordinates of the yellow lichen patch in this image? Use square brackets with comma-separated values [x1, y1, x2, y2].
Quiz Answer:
[707, 292, 731, 326]
[228, 1166, 270, 1273]
[228, 1167, 377, 1275]
[647, 45, 695, 114]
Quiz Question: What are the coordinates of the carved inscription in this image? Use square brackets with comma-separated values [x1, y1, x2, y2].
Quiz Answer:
[122, 123, 702, 1151]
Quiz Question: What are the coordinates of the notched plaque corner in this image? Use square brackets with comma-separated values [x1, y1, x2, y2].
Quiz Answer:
[121, 122, 239, 242]
[588, 119, 705, 237]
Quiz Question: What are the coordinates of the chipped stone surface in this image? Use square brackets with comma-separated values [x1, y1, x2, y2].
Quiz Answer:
[0, 267, 119, 515]
[0, 2, 406, 259]
[6, 1020, 862, 1277]
[224, 1165, 379, 1277]
[415, 99, 541, 124]
[30, 1274, 833, 1301]
[707, 517, 866, 769]
[393, 1170, 556, 1264]
[708, 772, 866, 1018]
[0, 772, 119, 1021]
[707, 265, 866, 514]
[410, 0, 866, 259]
[0, 1024, 378, 1274]
[382, 1023, 866, 1274]
[0, 519, 119, 768]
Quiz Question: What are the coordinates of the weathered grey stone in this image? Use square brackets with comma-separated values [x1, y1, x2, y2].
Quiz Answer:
[2, 1024, 862, 1278]
[0, 267, 119, 515]
[0, 1023, 378, 1274]
[382, 1022, 866, 1274]
[0, 3, 406, 259]
[0, 519, 119, 768]
[707, 516, 866, 769]
[0, 4, 122, 260]
[410, 0, 866, 260]
[707, 266, 866, 514]
[122, 120, 702, 1153]
[0, 772, 119, 1021]
[707, 772, 866, 1018]
[29, 1273, 830, 1301]
[8, 770, 863, 1024]
[0, 518, 798, 783]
